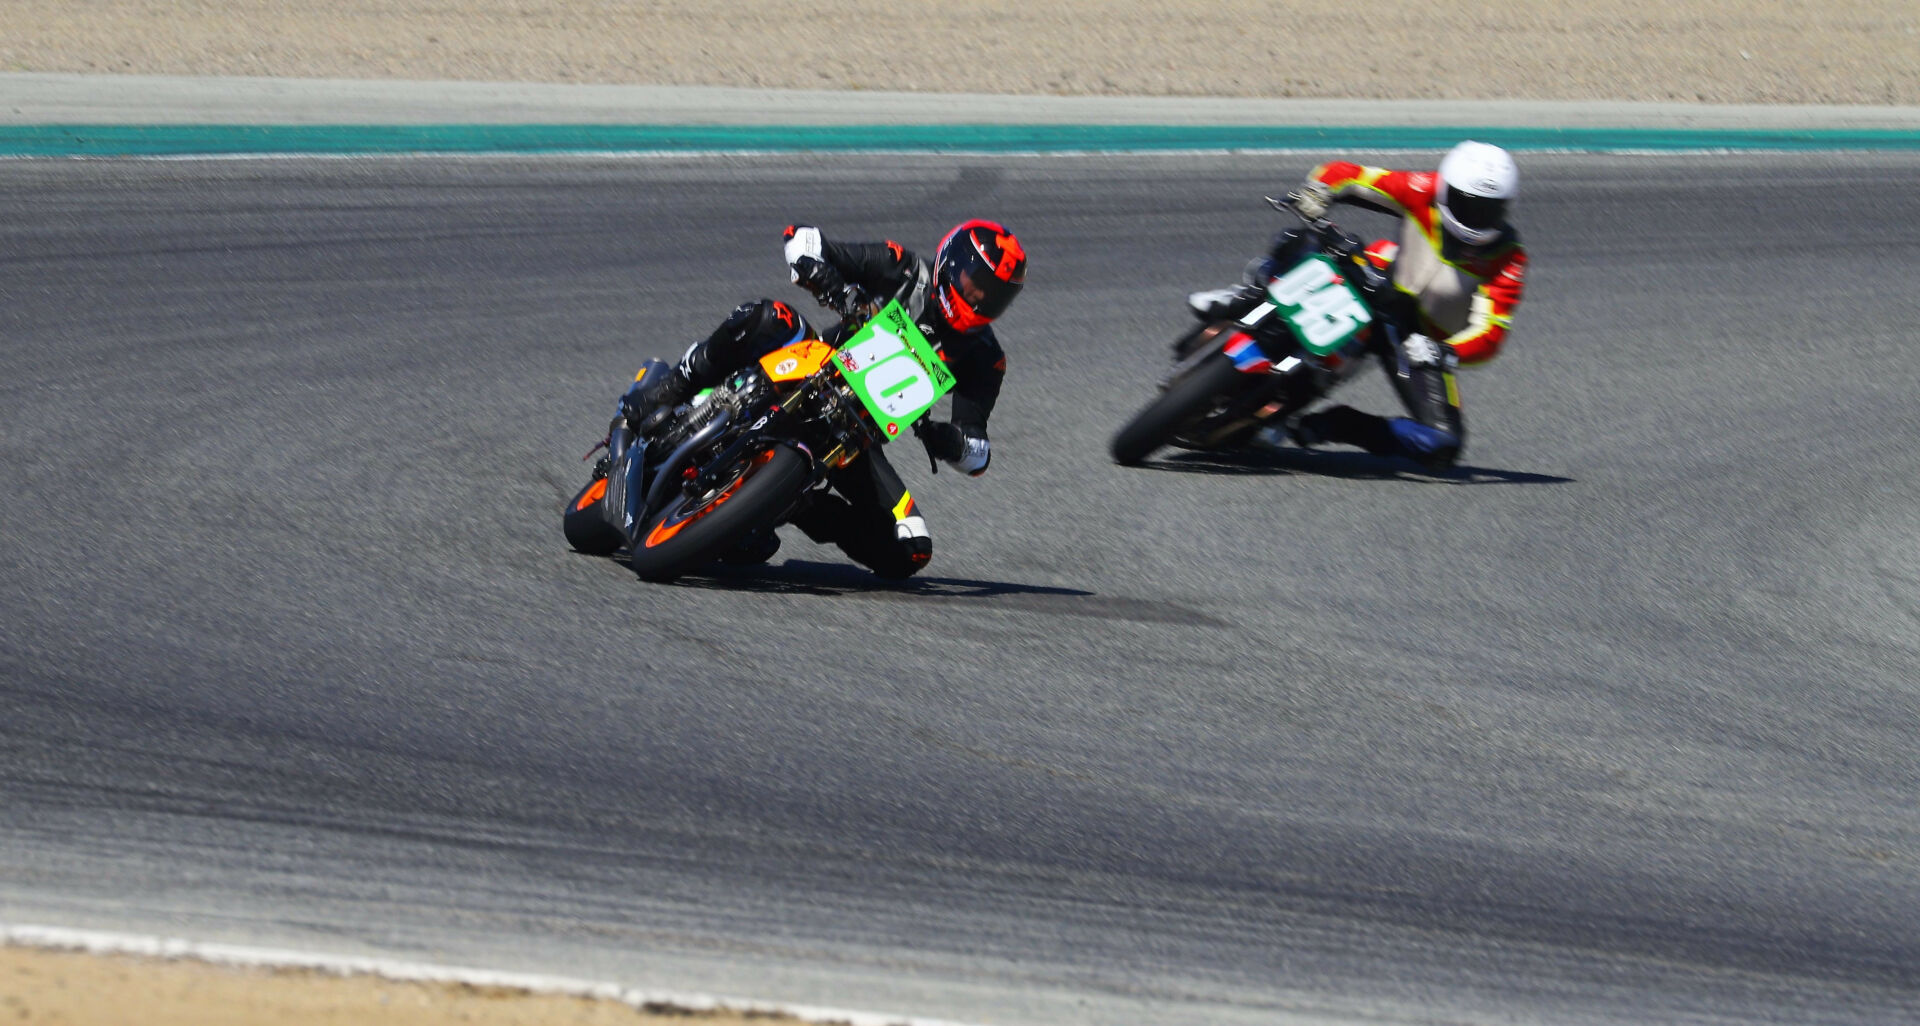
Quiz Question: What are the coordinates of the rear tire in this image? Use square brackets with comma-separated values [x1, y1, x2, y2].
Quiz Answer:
[627, 444, 810, 583]
[562, 475, 624, 555]
[1110, 354, 1247, 466]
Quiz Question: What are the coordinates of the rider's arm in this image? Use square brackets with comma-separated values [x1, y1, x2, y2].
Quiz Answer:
[1306, 161, 1424, 218]
[923, 332, 1005, 476]
[1445, 247, 1527, 364]
[784, 224, 920, 301]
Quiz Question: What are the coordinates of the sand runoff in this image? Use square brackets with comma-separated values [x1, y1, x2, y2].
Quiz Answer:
[3, 0, 1918, 105]
[0, 943, 902, 1026]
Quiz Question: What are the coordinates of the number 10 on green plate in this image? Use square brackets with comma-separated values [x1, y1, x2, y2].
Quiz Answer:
[833, 300, 957, 441]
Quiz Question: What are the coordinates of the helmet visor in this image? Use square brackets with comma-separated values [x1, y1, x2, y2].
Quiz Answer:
[942, 247, 1020, 321]
[1441, 186, 1507, 235]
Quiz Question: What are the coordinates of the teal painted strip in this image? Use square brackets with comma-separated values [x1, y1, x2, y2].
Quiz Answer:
[6, 123, 1920, 155]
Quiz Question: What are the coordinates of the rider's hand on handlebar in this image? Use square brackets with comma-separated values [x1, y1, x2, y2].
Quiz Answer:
[1289, 180, 1334, 220]
[827, 283, 870, 318]
[792, 255, 847, 299]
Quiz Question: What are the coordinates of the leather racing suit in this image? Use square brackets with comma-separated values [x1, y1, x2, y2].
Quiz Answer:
[1201, 161, 1527, 468]
[620, 226, 1007, 578]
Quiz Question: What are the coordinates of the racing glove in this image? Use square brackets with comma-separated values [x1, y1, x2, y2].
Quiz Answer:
[784, 224, 842, 295]
[1289, 180, 1334, 220]
[915, 420, 991, 477]
[790, 255, 847, 299]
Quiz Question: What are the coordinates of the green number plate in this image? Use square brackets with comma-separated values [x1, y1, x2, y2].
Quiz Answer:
[1266, 254, 1374, 356]
[832, 300, 957, 441]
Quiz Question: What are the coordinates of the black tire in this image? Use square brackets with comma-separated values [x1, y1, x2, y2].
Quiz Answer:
[1110, 354, 1247, 466]
[562, 476, 625, 555]
[627, 444, 810, 583]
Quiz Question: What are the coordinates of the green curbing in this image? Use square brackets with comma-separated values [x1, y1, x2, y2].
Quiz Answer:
[6, 123, 1920, 155]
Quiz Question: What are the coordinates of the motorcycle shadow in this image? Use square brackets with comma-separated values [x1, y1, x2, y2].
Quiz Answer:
[1153, 447, 1574, 485]
[670, 560, 1227, 626]
[672, 559, 1094, 598]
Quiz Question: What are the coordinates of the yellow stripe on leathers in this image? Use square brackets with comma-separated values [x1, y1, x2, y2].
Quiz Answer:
[891, 492, 915, 522]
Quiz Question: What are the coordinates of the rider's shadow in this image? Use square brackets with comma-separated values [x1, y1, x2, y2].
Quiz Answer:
[1153, 447, 1574, 485]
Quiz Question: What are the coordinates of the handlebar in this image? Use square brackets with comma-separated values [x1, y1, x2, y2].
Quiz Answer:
[1262, 191, 1400, 303]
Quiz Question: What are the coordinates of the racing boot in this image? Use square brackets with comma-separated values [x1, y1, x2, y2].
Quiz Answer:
[1254, 410, 1327, 452]
[1185, 285, 1263, 322]
[618, 360, 692, 438]
[1185, 253, 1285, 328]
[1299, 405, 1399, 456]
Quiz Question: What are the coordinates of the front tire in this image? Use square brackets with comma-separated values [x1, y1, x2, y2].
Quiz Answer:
[627, 444, 810, 582]
[562, 475, 625, 555]
[1110, 354, 1247, 466]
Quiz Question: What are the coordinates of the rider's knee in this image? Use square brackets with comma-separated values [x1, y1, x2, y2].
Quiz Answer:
[878, 515, 932, 578]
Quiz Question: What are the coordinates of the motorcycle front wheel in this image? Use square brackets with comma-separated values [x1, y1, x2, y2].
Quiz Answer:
[627, 443, 810, 582]
[1109, 354, 1247, 466]
[562, 474, 625, 555]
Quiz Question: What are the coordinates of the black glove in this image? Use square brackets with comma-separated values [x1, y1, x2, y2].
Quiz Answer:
[914, 419, 968, 475]
[791, 255, 847, 300]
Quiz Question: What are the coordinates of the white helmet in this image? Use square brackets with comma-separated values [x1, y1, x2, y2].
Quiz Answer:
[1436, 141, 1518, 246]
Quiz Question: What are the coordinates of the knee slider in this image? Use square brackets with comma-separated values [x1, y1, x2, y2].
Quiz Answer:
[895, 515, 932, 565]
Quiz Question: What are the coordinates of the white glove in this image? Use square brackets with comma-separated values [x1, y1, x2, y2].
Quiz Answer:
[783, 225, 824, 283]
[1290, 181, 1334, 220]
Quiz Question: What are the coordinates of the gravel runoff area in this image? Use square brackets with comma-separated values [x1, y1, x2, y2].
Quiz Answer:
[5, 2, 1918, 1025]
[0, 945, 813, 1026]
[3, 0, 1918, 105]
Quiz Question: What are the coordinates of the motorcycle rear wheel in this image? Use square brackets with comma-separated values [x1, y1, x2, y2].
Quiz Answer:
[627, 444, 810, 582]
[1110, 354, 1247, 466]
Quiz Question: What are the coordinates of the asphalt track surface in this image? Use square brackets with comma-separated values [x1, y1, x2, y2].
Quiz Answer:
[4, 153, 1920, 1025]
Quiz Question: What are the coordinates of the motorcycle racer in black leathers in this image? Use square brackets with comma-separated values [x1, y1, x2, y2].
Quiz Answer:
[615, 220, 1026, 579]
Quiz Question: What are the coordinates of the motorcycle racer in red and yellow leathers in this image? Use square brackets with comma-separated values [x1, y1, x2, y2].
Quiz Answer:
[1191, 140, 1527, 468]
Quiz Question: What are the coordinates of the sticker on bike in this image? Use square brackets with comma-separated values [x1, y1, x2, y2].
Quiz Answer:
[1266, 255, 1372, 356]
[833, 300, 957, 440]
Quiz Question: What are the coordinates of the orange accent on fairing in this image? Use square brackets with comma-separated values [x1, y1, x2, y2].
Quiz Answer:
[758, 338, 835, 382]
[575, 477, 608, 511]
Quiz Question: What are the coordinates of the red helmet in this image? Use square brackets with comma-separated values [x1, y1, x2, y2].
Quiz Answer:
[933, 220, 1025, 332]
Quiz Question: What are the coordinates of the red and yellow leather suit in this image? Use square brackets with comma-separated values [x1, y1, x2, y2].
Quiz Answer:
[1307, 161, 1527, 364]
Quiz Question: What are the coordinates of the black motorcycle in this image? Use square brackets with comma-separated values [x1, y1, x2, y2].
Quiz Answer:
[1111, 196, 1419, 466]
[564, 296, 954, 582]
